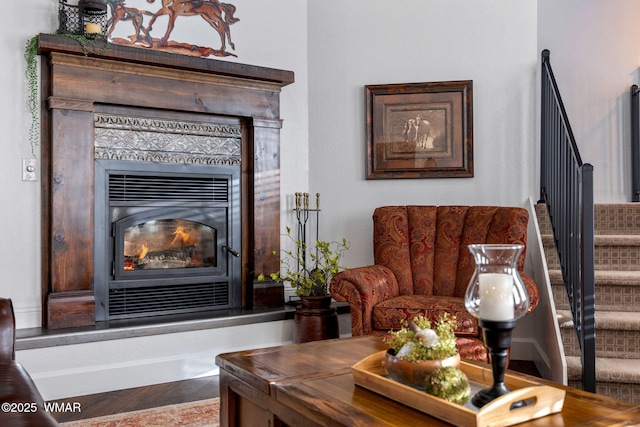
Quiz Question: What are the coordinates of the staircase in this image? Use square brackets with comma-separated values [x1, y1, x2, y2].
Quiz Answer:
[536, 202, 640, 404]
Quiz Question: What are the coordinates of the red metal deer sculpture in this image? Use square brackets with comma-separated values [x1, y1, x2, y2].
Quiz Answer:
[145, 0, 239, 52]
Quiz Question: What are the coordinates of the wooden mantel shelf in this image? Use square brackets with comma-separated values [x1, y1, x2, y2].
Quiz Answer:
[36, 33, 294, 86]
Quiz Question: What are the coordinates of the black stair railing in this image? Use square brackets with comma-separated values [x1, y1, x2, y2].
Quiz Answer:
[631, 85, 640, 202]
[540, 49, 596, 393]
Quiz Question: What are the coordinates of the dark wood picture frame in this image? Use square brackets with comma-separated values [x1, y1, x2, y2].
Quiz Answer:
[366, 80, 473, 179]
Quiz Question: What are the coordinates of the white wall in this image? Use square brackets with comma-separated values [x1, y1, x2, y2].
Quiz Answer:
[538, 0, 640, 203]
[308, 0, 539, 269]
[0, 0, 55, 330]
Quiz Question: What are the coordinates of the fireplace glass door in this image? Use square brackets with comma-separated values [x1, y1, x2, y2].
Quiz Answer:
[122, 219, 216, 272]
[114, 212, 225, 280]
[122, 219, 216, 271]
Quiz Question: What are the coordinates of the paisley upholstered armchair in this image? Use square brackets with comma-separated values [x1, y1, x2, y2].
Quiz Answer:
[329, 206, 539, 362]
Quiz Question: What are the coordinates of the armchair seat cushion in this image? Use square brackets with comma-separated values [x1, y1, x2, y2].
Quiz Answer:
[372, 295, 479, 337]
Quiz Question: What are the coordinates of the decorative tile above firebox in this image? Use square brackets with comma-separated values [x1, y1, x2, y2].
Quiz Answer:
[93, 113, 242, 165]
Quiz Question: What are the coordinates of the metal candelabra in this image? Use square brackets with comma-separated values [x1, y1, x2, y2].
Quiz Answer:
[293, 192, 321, 282]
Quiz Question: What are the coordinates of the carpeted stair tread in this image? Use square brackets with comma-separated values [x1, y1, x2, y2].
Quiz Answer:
[593, 235, 640, 245]
[536, 203, 640, 235]
[557, 309, 640, 330]
[541, 234, 640, 245]
[542, 237, 640, 272]
[558, 310, 640, 359]
[548, 269, 640, 286]
[567, 356, 640, 384]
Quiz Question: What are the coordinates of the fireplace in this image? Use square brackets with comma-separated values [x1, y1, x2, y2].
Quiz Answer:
[92, 109, 243, 321]
[37, 34, 293, 328]
[94, 159, 241, 321]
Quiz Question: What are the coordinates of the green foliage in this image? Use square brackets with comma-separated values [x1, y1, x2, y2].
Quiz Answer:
[384, 314, 458, 361]
[24, 35, 39, 155]
[55, 32, 110, 56]
[23, 33, 111, 155]
[262, 227, 350, 297]
[424, 366, 470, 405]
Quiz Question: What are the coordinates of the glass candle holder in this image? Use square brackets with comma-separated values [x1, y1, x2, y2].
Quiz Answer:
[465, 244, 529, 321]
[464, 244, 530, 407]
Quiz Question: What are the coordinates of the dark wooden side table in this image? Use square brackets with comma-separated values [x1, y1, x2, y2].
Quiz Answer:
[215, 336, 640, 426]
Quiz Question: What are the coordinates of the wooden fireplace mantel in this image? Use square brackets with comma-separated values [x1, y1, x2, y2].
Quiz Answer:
[37, 33, 294, 329]
[37, 33, 294, 86]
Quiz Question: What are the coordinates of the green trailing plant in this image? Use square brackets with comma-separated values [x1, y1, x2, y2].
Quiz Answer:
[55, 32, 110, 56]
[24, 33, 110, 154]
[258, 226, 350, 297]
[384, 314, 458, 361]
[24, 35, 39, 155]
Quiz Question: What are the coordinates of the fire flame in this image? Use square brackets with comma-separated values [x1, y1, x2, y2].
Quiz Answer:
[170, 226, 195, 247]
[139, 243, 149, 259]
[123, 222, 203, 271]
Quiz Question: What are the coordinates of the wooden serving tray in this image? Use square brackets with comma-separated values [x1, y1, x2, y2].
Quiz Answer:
[352, 351, 565, 427]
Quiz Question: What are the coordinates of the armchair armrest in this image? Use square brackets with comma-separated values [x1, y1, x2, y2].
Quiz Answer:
[0, 298, 15, 361]
[522, 272, 539, 314]
[330, 265, 399, 336]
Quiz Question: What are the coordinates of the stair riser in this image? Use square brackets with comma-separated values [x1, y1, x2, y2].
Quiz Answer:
[567, 380, 640, 406]
[593, 245, 640, 271]
[561, 326, 640, 359]
[552, 283, 640, 312]
[543, 243, 640, 271]
[593, 204, 640, 235]
[537, 204, 640, 236]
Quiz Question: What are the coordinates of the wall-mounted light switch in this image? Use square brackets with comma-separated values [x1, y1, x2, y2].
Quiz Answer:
[22, 158, 38, 182]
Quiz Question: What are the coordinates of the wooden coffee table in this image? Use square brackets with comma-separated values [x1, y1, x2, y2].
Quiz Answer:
[215, 336, 640, 426]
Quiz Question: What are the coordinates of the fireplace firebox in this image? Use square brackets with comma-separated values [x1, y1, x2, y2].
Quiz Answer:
[119, 218, 217, 274]
[94, 160, 241, 321]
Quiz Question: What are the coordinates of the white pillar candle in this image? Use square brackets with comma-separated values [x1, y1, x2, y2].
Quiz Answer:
[478, 273, 514, 321]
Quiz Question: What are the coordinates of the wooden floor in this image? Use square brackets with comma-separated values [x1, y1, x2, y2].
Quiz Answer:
[50, 361, 540, 423]
[50, 376, 219, 423]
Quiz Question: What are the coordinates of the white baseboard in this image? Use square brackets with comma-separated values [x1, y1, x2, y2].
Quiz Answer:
[510, 337, 535, 361]
[511, 336, 558, 384]
[18, 320, 295, 401]
[14, 306, 43, 330]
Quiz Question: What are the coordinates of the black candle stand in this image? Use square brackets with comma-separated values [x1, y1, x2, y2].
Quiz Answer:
[472, 318, 517, 408]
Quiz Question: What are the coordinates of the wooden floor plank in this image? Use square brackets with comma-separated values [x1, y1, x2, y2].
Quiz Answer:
[49, 376, 219, 423]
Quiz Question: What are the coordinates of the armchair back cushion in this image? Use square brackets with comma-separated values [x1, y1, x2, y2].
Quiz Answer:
[374, 206, 528, 298]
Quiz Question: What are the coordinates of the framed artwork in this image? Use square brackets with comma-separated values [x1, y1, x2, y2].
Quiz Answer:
[365, 80, 473, 179]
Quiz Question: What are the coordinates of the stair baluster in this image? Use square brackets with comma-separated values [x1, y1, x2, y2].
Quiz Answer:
[630, 85, 640, 202]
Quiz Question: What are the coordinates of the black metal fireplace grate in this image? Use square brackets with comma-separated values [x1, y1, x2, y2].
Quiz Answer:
[109, 281, 230, 319]
[109, 174, 229, 202]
